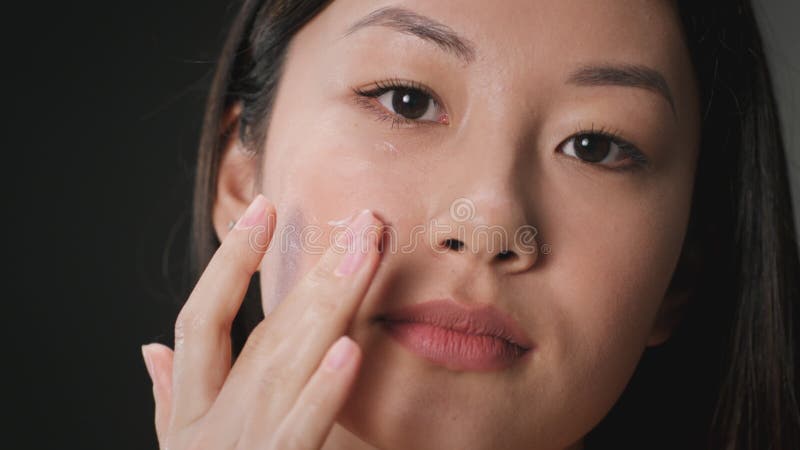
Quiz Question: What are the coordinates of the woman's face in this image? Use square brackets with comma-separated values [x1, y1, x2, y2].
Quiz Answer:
[222, 0, 700, 448]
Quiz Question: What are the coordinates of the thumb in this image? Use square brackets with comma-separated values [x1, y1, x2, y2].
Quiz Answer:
[142, 343, 174, 447]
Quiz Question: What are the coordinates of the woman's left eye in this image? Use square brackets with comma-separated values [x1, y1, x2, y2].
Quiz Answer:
[558, 132, 648, 170]
[353, 79, 448, 127]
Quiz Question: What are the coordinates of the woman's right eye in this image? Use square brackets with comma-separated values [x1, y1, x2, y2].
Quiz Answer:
[353, 79, 449, 127]
[375, 88, 440, 122]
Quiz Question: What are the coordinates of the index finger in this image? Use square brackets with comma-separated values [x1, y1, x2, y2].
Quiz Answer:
[170, 193, 276, 429]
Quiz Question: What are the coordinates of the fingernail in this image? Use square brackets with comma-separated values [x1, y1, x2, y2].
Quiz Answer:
[324, 336, 355, 370]
[234, 194, 269, 230]
[141, 345, 156, 383]
[335, 209, 377, 277]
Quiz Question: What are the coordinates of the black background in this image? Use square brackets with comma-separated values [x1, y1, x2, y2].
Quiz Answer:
[9, 2, 235, 448]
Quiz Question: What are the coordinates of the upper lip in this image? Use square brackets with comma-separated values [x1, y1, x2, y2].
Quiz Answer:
[376, 298, 534, 350]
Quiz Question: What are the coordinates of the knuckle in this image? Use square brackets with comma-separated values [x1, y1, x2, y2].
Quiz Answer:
[236, 321, 286, 369]
[240, 320, 276, 355]
[163, 431, 209, 450]
[301, 395, 324, 420]
[174, 308, 207, 345]
[216, 242, 259, 277]
[306, 295, 340, 321]
[173, 310, 192, 347]
[269, 431, 314, 450]
[304, 245, 344, 286]
[162, 435, 178, 450]
[305, 259, 336, 286]
[258, 366, 290, 397]
[184, 434, 211, 450]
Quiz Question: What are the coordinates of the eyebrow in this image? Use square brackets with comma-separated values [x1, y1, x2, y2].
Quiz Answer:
[343, 8, 676, 118]
[567, 63, 677, 117]
[342, 6, 477, 65]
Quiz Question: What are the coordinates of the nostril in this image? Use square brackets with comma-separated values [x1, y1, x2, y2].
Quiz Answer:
[442, 238, 465, 251]
[496, 250, 516, 261]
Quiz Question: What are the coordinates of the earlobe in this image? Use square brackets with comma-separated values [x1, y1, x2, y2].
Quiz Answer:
[646, 289, 689, 347]
[211, 102, 258, 243]
[647, 226, 702, 347]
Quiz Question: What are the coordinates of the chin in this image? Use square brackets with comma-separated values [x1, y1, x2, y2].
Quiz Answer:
[331, 329, 582, 450]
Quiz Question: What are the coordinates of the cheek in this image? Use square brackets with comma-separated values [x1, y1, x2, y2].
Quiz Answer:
[257, 133, 424, 307]
[539, 159, 693, 347]
[288, 144, 411, 218]
[532, 171, 692, 424]
[558, 203, 684, 344]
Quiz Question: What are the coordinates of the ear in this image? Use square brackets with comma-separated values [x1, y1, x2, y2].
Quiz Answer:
[646, 234, 701, 347]
[211, 102, 258, 243]
[646, 289, 689, 347]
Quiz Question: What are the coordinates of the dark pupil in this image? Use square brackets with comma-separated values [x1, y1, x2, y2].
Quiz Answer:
[574, 134, 611, 163]
[392, 88, 428, 119]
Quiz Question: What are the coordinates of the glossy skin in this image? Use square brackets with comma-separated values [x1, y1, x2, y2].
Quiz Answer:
[142, 0, 701, 449]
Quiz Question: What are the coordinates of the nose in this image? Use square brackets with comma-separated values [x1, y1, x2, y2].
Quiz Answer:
[419, 96, 543, 274]
[428, 192, 540, 274]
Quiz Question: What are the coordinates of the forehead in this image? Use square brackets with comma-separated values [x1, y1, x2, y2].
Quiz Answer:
[321, 0, 684, 64]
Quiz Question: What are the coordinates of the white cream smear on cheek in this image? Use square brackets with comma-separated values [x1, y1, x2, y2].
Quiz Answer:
[326, 209, 374, 227]
[374, 140, 398, 154]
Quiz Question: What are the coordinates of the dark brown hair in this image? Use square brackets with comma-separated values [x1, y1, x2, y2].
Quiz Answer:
[185, 1, 800, 448]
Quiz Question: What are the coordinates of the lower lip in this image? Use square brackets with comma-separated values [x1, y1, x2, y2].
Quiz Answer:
[380, 320, 532, 371]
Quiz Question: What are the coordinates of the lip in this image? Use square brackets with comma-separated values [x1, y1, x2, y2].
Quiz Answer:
[376, 298, 534, 371]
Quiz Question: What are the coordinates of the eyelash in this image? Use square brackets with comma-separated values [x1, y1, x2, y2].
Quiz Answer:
[351, 77, 445, 129]
[352, 79, 649, 171]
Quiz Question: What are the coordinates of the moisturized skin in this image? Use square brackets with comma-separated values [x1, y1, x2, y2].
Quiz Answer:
[215, 0, 701, 449]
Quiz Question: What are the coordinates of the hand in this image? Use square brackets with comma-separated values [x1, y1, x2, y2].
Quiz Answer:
[140, 194, 384, 449]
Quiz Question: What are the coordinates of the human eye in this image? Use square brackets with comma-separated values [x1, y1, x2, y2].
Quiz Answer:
[352, 77, 450, 129]
[557, 124, 649, 172]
